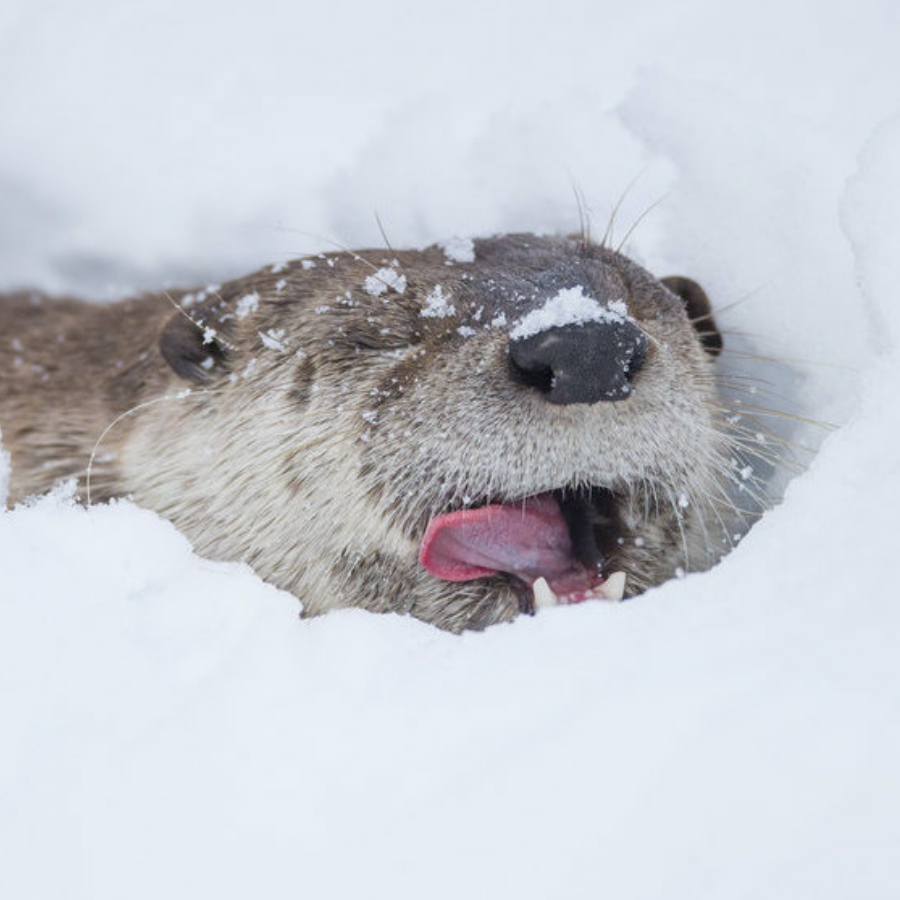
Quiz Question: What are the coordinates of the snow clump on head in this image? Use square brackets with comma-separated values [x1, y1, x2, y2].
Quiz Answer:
[235, 292, 260, 319]
[439, 237, 475, 264]
[364, 267, 407, 297]
[420, 285, 456, 319]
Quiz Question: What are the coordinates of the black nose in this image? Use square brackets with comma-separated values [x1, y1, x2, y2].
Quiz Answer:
[508, 319, 647, 404]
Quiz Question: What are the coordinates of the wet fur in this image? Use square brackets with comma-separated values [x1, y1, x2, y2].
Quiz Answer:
[0, 234, 732, 631]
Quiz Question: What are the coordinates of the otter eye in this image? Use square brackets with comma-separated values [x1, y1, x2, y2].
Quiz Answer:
[328, 295, 424, 351]
[339, 319, 423, 352]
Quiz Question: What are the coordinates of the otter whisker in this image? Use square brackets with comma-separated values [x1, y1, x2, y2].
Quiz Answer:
[600, 170, 645, 250]
[615, 191, 671, 255]
[568, 176, 592, 251]
[690, 284, 769, 325]
[696, 488, 741, 553]
[716, 373, 811, 408]
[659, 483, 691, 574]
[711, 413, 800, 455]
[87, 387, 225, 507]
[374, 212, 401, 265]
[698, 327, 776, 342]
[715, 400, 837, 431]
[722, 417, 817, 461]
[266, 224, 405, 290]
[715, 347, 858, 373]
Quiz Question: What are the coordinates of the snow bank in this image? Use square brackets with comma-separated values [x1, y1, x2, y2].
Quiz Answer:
[2, 461, 898, 900]
[2, 0, 900, 897]
[841, 114, 900, 350]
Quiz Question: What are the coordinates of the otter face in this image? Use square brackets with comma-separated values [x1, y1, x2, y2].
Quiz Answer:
[152, 234, 730, 632]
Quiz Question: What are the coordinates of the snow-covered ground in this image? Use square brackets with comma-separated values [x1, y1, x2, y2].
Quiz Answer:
[2, 1, 899, 897]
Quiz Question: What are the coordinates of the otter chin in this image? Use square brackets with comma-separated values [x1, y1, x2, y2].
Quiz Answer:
[0, 233, 735, 632]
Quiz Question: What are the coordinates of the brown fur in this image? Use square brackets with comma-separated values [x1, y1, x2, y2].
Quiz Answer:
[0, 235, 734, 631]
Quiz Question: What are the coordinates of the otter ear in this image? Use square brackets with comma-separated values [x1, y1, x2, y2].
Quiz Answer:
[661, 276, 722, 357]
[159, 311, 230, 383]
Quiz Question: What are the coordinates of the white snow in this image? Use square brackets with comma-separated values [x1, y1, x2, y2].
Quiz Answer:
[235, 291, 260, 319]
[2, 1, 900, 897]
[420, 284, 456, 318]
[364, 266, 407, 296]
[510, 285, 628, 340]
[440, 235, 476, 263]
[259, 328, 287, 353]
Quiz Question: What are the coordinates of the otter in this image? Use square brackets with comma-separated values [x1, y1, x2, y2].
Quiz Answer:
[0, 234, 732, 631]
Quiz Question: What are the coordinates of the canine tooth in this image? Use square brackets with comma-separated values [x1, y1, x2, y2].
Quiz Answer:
[598, 571, 627, 602]
[533, 577, 559, 609]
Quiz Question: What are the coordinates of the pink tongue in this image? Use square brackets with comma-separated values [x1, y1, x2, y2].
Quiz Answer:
[419, 493, 594, 593]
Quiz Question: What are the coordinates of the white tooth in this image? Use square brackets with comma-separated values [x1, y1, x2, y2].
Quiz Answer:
[598, 571, 627, 602]
[532, 577, 559, 609]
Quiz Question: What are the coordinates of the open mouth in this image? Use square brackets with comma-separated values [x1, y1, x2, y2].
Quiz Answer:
[419, 488, 628, 612]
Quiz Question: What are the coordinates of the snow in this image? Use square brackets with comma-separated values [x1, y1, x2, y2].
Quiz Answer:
[420, 284, 456, 318]
[364, 266, 407, 296]
[2, 0, 900, 897]
[259, 328, 287, 353]
[440, 235, 476, 263]
[235, 291, 260, 319]
[510, 285, 628, 340]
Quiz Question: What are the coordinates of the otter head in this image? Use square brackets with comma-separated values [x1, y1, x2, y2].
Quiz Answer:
[147, 234, 727, 632]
